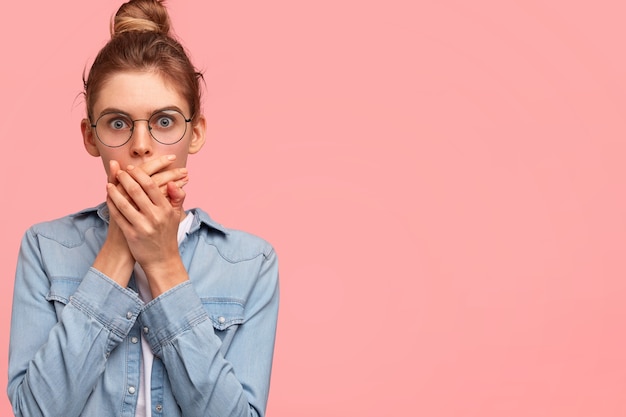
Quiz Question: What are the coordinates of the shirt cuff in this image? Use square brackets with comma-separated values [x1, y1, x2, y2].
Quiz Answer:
[139, 281, 209, 356]
[70, 267, 144, 342]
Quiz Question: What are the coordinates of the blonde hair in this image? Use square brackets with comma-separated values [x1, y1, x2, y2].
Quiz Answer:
[84, 0, 202, 121]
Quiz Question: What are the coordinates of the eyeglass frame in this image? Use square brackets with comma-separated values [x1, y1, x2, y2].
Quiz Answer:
[89, 108, 194, 148]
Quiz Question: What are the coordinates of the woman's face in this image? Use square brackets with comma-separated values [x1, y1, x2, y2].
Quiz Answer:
[81, 71, 206, 177]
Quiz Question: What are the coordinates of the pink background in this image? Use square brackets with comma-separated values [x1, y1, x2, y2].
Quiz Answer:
[1, 0, 626, 415]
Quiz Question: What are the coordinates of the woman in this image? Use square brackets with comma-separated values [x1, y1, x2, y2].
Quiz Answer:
[7, 1, 279, 416]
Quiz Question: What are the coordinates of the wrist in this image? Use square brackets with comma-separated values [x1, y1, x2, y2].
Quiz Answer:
[93, 239, 134, 287]
[142, 257, 188, 298]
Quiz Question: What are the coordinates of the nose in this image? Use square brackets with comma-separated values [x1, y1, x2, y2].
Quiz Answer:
[129, 119, 153, 157]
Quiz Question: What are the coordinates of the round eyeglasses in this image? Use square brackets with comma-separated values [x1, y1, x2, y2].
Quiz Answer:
[90, 109, 192, 147]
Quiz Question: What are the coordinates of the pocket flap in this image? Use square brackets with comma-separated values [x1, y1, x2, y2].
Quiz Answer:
[201, 298, 245, 330]
[46, 278, 82, 304]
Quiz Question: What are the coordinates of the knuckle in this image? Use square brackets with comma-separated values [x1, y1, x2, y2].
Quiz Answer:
[126, 182, 142, 195]
[144, 180, 158, 192]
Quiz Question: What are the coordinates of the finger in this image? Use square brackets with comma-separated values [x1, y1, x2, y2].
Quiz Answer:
[108, 159, 138, 207]
[115, 170, 156, 215]
[137, 154, 178, 177]
[106, 183, 138, 227]
[151, 167, 188, 188]
[176, 176, 189, 189]
[108, 160, 121, 184]
[158, 177, 187, 203]
[166, 182, 186, 210]
[119, 165, 167, 208]
[106, 199, 130, 235]
[133, 156, 186, 199]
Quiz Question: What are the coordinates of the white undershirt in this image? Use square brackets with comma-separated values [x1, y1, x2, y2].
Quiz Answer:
[134, 212, 194, 417]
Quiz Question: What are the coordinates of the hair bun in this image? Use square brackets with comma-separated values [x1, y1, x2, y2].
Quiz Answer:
[111, 0, 171, 37]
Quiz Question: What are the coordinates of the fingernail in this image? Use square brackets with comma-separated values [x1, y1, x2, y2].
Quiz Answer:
[180, 168, 188, 174]
[167, 155, 176, 160]
[127, 165, 135, 170]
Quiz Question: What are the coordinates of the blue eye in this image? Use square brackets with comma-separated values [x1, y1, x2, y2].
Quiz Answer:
[156, 115, 174, 128]
[108, 118, 130, 130]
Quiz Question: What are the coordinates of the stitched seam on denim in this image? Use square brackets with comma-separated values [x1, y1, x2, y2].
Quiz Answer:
[142, 280, 192, 309]
[35, 224, 103, 248]
[70, 270, 140, 339]
[201, 297, 245, 305]
[142, 282, 208, 346]
[154, 310, 209, 348]
[46, 277, 82, 303]
[69, 296, 128, 340]
[197, 242, 266, 264]
[202, 301, 246, 328]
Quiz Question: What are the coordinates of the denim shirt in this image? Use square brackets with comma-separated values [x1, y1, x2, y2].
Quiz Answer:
[8, 203, 279, 417]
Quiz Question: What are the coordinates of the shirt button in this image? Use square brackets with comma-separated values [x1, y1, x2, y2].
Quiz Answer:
[128, 386, 136, 395]
[143, 326, 149, 334]
[131, 337, 139, 344]
[126, 311, 133, 319]
[218, 316, 226, 324]
[155, 404, 163, 412]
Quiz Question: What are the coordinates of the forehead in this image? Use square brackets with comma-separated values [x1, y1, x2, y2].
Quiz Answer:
[93, 71, 188, 116]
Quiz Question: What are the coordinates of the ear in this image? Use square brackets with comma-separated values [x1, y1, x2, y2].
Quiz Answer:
[187, 115, 207, 155]
[81, 118, 101, 157]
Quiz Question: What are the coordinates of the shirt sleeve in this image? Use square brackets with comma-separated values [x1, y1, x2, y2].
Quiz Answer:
[7, 229, 143, 417]
[139, 248, 280, 417]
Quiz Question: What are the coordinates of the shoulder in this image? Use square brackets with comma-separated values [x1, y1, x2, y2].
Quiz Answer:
[26, 204, 106, 248]
[190, 208, 276, 263]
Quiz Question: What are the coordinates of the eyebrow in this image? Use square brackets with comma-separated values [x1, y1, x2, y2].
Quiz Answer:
[97, 105, 187, 118]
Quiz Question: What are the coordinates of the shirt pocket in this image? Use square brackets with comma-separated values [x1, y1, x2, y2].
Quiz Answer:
[46, 277, 82, 318]
[201, 298, 245, 349]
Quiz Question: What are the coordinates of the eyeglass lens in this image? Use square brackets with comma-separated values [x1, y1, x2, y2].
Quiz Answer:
[94, 110, 188, 146]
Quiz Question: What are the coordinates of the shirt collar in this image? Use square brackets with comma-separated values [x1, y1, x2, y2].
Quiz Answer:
[72, 202, 229, 235]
